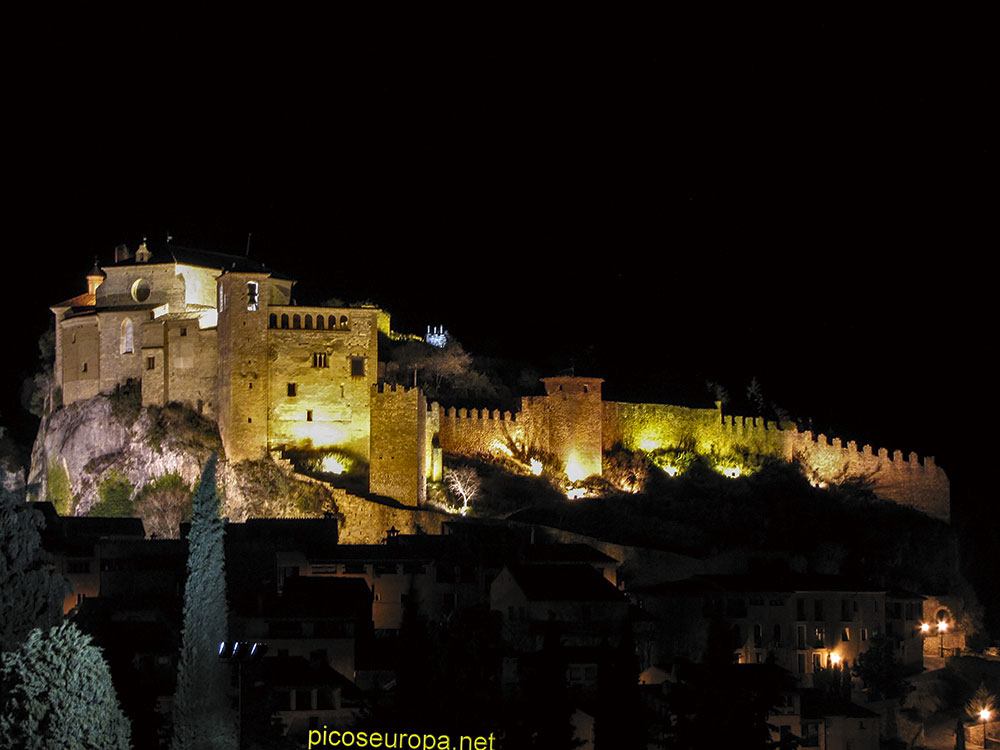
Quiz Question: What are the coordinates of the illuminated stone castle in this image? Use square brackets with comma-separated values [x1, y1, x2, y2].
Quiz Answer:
[51, 242, 951, 521]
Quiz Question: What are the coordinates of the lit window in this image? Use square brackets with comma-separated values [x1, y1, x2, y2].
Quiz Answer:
[247, 281, 258, 311]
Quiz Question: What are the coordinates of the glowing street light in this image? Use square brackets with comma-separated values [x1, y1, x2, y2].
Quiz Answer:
[938, 620, 948, 658]
[981, 708, 992, 747]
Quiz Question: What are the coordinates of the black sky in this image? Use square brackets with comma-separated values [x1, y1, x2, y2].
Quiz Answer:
[6, 21, 992, 542]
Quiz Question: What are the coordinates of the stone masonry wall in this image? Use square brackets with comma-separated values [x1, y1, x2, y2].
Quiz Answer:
[369, 384, 426, 507]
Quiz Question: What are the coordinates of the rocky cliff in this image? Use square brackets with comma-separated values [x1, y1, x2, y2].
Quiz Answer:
[26, 392, 340, 536]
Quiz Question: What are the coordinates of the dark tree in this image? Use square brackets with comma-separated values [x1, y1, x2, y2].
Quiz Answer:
[852, 635, 910, 702]
[1, 621, 131, 749]
[171, 455, 237, 750]
[0, 488, 64, 653]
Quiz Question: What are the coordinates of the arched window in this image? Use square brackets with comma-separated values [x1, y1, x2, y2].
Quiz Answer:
[293, 314, 301, 329]
[304, 315, 313, 330]
[281, 314, 289, 329]
[121, 318, 134, 354]
[316, 315, 325, 330]
[269, 313, 277, 329]
[339, 315, 348, 329]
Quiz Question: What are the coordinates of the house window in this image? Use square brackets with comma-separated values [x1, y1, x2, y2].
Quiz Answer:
[814, 599, 824, 620]
[247, 281, 258, 311]
[814, 627, 825, 648]
[146, 356, 156, 370]
[287, 383, 297, 397]
[81, 362, 88, 373]
[841, 628, 850, 642]
[861, 628, 868, 641]
[350, 357, 365, 378]
[306, 410, 313, 422]
[312, 352, 328, 368]
[812, 653, 822, 672]
[180, 327, 187, 337]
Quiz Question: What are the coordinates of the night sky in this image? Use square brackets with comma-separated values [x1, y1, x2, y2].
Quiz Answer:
[7, 23, 992, 563]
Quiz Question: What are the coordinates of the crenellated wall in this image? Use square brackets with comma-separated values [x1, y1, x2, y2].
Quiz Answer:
[433, 379, 951, 522]
[438, 405, 525, 458]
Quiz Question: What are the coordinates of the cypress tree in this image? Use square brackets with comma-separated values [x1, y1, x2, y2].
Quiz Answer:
[0, 621, 131, 749]
[171, 454, 237, 750]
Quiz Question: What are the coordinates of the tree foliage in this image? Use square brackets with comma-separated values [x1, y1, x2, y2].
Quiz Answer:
[171, 454, 237, 750]
[0, 621, 131, 749]
[0, 488, 64, 653]
[852, 634, 910, 702]
[965, 681, 997, 721]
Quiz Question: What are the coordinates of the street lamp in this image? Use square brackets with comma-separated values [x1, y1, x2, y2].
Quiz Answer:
[219, 641, 268, 749]
[981, 708, 992, 748]
[937, 620, 948, 658]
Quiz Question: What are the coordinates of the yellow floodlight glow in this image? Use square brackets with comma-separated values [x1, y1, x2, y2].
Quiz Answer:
[321, 456, 345, 475]
[639, 438, 659, 452]
[491, 440, 513, 457]
[566, 488, 586, 500]
[721, 466, 742, 478]
[829, 652, 841, 665]
[565, 457, 587, 483]
[662, 465, 679, 477]
[530, 458, 543, 475]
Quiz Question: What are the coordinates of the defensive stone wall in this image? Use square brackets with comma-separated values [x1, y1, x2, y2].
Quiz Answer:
[434, 384, 951, 522]
[332, 487, 453, 544]
[438, 405, 524, 458]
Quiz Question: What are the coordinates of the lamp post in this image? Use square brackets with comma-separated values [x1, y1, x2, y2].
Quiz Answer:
[938, 620, 948, 658]
[981, 708, 992, 748]
[219, 641, 268, 749]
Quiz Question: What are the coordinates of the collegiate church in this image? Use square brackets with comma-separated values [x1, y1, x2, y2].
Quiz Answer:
[50, 240, 951, 521]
